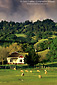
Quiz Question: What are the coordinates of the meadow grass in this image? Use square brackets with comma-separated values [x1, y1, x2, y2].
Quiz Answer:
[0, 67, 57, 85]
[38, 49, 49, 56]
[15, 34, 27, 38]
[48, 35, 57, 39]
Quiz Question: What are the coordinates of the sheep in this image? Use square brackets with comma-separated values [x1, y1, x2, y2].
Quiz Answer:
[21, 73, 24, 76]
[45, 71, 47, 74]
[14, 68, 16, 70]
[37, 70, 40, 72]
[20, 70, 24, 72]
[38, 75, 42, 78]
[25, 70, 28, 72]
[44, 70, 47, 74]
[30, 70, 32, 73]
[44, 69, 47, 71]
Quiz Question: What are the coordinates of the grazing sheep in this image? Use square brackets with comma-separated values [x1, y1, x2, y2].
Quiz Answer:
[44, 70, 47, 74]
[25, 70, 28, 72]
[38, 75, 42, 78]
[14, 68, 16, 70]
[21, 70, 24, 72]
[44, 70, 47, 72]
[37, 70, 40, 72]
[45, 71, 47, 74]
[30, 70, 32, 73]
[21, 73, 24, 76]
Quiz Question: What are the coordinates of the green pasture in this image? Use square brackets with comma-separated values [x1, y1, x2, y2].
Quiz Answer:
[37, 49, 49, 62]
[38, 49, 49, 55]
[15, 34, 27, 38]
[0, 67, 57, 85]
[48, 35, 57, 39]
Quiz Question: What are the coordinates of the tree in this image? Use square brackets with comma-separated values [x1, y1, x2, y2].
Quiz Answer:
[0, 46, 9, 65]
[46, 37, 57, 62]
[24, 48, 40, 66]
[7, 43, 23, 54]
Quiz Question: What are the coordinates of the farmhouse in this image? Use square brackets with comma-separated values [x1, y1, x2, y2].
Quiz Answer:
[7, 52, 24, 64]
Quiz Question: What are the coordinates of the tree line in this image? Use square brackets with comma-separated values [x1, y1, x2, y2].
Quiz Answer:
[0, 19, 57, 47]
[0, 19, 57, 66]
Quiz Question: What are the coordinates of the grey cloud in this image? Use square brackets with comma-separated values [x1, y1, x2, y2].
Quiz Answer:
[0, 0, 57, 22]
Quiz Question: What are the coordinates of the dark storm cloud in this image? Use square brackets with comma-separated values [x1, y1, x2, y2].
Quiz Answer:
[10, 0, 21, 14]
[0, 0, 57, 22]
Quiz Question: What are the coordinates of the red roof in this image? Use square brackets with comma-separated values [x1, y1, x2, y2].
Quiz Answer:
[19, 56, 23, 58]
[8, 52, 24, 58]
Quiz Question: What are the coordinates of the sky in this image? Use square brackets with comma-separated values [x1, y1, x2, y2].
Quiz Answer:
[0, 0, 57, 22]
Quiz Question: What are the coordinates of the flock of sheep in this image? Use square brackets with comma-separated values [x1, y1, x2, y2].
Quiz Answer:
[14, 68, 47, 79]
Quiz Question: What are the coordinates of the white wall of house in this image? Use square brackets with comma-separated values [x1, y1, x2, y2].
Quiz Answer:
[18, 58, 24, 64]
[7, 58, 10, 63]
[7, 57, 24, 64]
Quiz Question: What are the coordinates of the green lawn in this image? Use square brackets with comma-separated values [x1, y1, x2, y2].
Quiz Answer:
[0, 67, 57, 85]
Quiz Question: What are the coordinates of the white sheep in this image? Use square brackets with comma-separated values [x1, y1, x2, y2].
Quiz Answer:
[21, 73, 24, 76]
[25, 70, 28, 72]
[44, 70, 47, 74]
[20, 70, 24, 72]
[14, 68, 16, 70]
[38, 75, 42, 78]
[30, 70, 32, 73]
[37, 70, 40, 72]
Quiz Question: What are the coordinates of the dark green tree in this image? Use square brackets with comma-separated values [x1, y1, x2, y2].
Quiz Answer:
[46, 37, 57, 62]
[24, 48, 40, 66]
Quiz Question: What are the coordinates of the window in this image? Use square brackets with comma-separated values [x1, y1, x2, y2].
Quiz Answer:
[10, 59, 13, 62]
[20, 59, 22, 62]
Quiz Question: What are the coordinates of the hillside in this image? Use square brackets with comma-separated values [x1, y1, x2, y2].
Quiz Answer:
[0, 19, 57, 47]
[0, 19, 57, 54]
[0, 19, 57, 64]
[38, 49, 50, 62]
[34, 39, 48, 48]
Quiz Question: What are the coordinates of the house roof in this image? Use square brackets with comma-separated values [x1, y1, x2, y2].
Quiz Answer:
[8, 52, 23, 58]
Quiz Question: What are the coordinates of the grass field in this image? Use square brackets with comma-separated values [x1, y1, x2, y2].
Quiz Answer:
[0, 67, 57, 85]
[15, 34, 27, 38]
[48, 35, 57, 39]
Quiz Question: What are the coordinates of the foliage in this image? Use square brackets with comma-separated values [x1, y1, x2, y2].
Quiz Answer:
[6, 43, 23, 54]
[0, 19, 57, 64]
[24, 48, 40, 66]
[34, 40, 50, 51]
[0, 43, 23, 64]
[0, 46, 9, 64]
[46, 37, 57, 62]
[0, 19, 57, 47]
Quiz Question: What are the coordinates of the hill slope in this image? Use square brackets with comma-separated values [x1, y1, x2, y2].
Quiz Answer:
[0, 19, 57, 47]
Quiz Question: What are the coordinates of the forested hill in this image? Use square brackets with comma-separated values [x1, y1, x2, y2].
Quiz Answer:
[0, 19, 57, 46]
